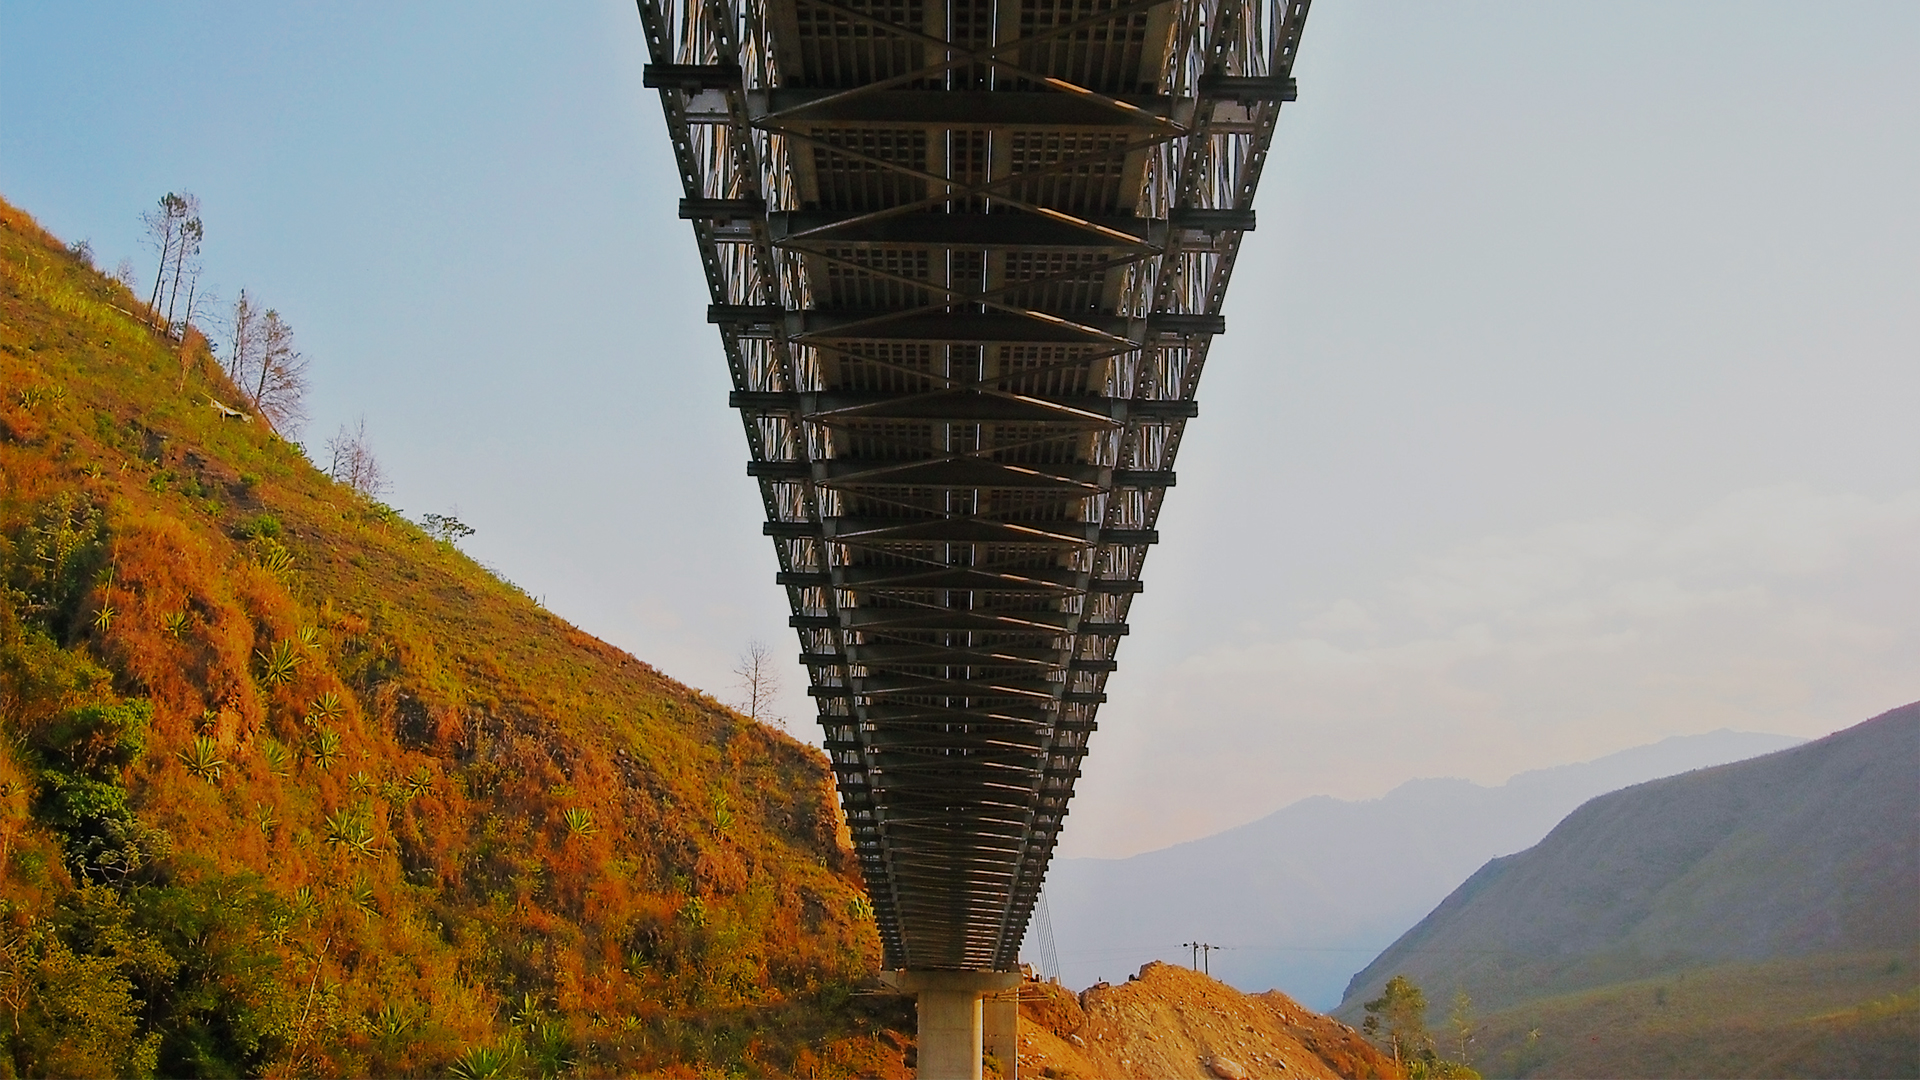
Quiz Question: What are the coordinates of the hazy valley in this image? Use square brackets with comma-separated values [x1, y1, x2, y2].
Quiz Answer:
[1340, 704, 1919, 1078]
[1046, 729, 1803, 1007]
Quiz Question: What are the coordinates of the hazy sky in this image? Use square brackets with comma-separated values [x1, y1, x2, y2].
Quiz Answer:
[4, 2, 1915, 858]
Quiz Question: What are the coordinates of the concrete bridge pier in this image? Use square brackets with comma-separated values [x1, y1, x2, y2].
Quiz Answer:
[983, 988, 1020, 1076]
[881, 970, 1022, 1080]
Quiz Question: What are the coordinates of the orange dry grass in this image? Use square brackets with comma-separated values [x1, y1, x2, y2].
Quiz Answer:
[0, 192, 895, 1075]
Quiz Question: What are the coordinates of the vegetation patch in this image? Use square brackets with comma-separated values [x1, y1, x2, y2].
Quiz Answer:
[0, 194, 908, 1076]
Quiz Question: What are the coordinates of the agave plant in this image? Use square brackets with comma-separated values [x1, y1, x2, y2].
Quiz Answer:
[309, 727, 342, 772]
[297, 625, 323, 652]
[323, 808, 377, 859]
[402, 766, 433, 801]
[257, 639, 303, 688]
[161, 611, 189, 638]
[259, 736, 292, 777]
[373, 1003, 414, 1045]
[253, 538, 295, 576]
[526, 1020, 576, 1080]
[448, 1046, 515, 1080]
[562, 806, 598, 839]
[346, 874, 379, 919]
[177, 734, 226, 783]
[305, 690, 346, 726]
[92, 603, 115, 633]
[254, 802, 279, 836]
[347, 770, 374, 800]
[290, 885, 319, 926]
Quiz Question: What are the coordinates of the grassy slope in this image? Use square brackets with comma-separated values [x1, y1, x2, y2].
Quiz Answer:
[0, 196, 913, 1077]
[1336, 707, 1919, 1079]
[1470, 950, 1918, 1079]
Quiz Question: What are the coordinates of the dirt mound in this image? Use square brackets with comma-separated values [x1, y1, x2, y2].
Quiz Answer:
[1013, 962, 1396, 1079]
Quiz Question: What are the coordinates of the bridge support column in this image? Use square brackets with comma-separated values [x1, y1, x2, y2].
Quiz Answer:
[881, 970, 1021, 1080]
[983, 988, 1020, 1078]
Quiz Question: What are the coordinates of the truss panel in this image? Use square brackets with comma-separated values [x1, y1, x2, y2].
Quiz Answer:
[637, 0, 1310, 971]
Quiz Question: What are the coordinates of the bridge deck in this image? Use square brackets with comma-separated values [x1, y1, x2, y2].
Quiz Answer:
[637, 0, 1309, 971]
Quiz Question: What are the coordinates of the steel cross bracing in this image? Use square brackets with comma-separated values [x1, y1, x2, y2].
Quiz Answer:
[636, 0, 1308, 971]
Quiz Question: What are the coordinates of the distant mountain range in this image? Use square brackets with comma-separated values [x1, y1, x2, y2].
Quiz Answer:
[1335, 702, 1918, 1079]
[1042, 729, 1804, 1008]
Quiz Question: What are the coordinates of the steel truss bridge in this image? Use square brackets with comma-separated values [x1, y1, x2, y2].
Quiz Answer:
[637, 0, 1308, 973]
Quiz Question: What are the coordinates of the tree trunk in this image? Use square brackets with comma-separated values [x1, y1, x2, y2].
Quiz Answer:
[146, 222, 175, 318]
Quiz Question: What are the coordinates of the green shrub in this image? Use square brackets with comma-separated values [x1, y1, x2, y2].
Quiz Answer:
[35, 700, 150, 778]
[9, 492, 105, 637]
[238, 512, 281, 540]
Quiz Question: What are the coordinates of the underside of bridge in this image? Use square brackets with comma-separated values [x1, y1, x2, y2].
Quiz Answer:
[637, 0, 1308, 975]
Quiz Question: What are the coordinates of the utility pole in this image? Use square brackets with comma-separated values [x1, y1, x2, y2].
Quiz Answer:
[1182, 942, 1218, 975]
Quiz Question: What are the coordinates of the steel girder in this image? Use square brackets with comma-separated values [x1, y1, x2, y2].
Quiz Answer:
[635, 0, 1309, 971]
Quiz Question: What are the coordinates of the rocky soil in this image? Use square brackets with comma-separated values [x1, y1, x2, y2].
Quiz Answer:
[1009, 962, 1396, 1079]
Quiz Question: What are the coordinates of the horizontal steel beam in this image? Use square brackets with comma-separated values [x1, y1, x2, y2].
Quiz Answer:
[766, 517, 1161, 547]
[749, 89, 1189, 129]
[771, 209, 1163, 249]
[709, 305, 1224, 341]
[732, 390, 1197, 424]
[641, 63, 740, 90]
[812, 457, 1105, 491]
[1197, 74, 1299, 103]
[679, 197, 765, 220]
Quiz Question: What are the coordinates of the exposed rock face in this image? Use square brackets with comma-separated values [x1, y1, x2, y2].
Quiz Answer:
[1013, 963, 1396, 1079]
[1207, 1054, 1251, 1079]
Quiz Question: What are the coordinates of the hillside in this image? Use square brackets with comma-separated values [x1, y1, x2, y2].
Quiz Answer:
[1466, 953, 1917, 1080]
[1045, 729, 1801, 1006]
[1013, 962, 1395, 1080]
[0, 196, 915, 1076]
[1338, 703, 1920, 1078]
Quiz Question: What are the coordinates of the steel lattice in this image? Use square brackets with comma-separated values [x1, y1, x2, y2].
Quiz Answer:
[636, 0, 1310, 972]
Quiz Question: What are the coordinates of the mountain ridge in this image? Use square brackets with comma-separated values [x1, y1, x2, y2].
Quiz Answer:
[1340, 702, 1918, 1012]
[1335, 703, 1919, 1078]
[1045, 728, 1804, 1006]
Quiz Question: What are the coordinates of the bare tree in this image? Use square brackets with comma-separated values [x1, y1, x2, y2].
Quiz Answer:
[249, 308, 309, 435]
[111, 258, 139, 294]
[171, 276, 219, 391]
[163, 211, 204, 333]
[732, 639, 784, 728]
[226, 289, 262, 389]
[326, 417, 389, 498]
[142, 192, 195, 320]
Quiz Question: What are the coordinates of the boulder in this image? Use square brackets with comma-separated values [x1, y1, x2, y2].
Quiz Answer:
[1207, 1055, 1250, 1080]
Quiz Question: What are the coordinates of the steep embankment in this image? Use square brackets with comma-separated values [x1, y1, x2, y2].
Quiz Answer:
[1047, 729, 1801, 1006]
[0, 197, 913, 1077]
[1015, 963, 1395, 1080]
[1339, 704, 1920, 1078]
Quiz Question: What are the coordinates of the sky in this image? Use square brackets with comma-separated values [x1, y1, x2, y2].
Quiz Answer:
[4, 1, 1915, 859]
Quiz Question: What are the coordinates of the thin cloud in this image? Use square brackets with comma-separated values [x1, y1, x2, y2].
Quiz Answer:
[1067, 485, 1920, 857]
